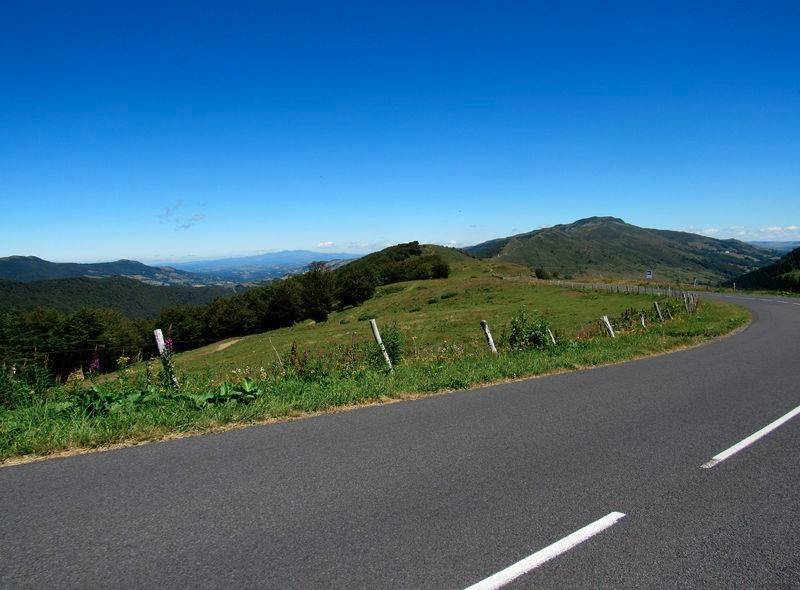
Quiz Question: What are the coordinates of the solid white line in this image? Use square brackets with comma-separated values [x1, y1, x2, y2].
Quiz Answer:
[463, 512, 626, 590]
[701, 404, 800, 468]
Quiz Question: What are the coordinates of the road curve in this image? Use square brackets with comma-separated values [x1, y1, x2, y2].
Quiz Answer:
[2, 294, 799, 589]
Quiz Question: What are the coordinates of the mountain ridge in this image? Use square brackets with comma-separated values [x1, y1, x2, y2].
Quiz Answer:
[464, 217, 776, 283]
[166, 250, 361, 281]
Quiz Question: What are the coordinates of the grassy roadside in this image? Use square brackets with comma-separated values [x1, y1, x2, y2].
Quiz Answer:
[0, 298, 749, 465]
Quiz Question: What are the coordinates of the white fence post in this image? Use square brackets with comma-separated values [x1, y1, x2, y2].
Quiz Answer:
[480, 320, 498, 354]
[654, 302, 664, 322]
[547, 328, 556, 345]
[369, 319, 393, 371]
[153, 329, 166, 355]
[602, 315, 616, 338]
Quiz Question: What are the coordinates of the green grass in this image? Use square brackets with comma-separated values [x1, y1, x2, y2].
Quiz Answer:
[0, 286, 748, 463]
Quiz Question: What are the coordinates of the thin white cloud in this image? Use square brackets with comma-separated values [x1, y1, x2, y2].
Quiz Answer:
[317, 241, 335, 248]
[701, 227, 720, 236]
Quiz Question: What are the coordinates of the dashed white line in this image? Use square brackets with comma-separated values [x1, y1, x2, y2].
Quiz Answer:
[702, 403, 800, 468]
[463, 512, 626, 590]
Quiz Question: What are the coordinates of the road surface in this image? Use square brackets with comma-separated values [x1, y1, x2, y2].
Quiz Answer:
[2, 293, 799, 588]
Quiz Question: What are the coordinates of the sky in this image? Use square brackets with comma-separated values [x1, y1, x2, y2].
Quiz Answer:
[1, 1, 798, 263]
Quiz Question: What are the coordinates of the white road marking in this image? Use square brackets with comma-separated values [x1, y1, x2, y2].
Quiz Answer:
[702, 404, 800, 468]
[463, 512, 626, 590]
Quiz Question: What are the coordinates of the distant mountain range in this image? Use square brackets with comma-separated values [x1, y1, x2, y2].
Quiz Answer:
[747, 241, 800, 254]
[464, 217, 776, 284]
[0, 256, 226, 286]
[725, 247, 800, 292]
[0, 276, 236, 318]
[166, 250, 360, 281]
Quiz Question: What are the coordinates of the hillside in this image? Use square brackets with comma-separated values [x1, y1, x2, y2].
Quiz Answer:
[464, 217, 775, 283]
[0, 256, 224, 286]
[0, 276, 235, 317]
[169, 250, 360, 281]
[725, 247, 800, 292]
[167, 251, 659, 378]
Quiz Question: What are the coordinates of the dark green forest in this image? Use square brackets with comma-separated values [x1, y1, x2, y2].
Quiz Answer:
[0, 276, 234, 317]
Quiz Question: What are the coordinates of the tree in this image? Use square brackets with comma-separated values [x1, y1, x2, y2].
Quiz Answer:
[301, 262, 335, 322]
[336, 267, 378, 308]
[431, 257, 450, 279]
[266, 278, 304, 328]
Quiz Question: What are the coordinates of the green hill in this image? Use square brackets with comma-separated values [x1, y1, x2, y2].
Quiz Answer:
[0, 255, 218, 286]
[0, 276, 235, 317]
[464, 216, 775, 284]
[725, 247, 800, 292]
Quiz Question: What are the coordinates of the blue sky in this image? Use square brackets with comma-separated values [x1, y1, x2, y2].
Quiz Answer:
[1, 1, 798, 262]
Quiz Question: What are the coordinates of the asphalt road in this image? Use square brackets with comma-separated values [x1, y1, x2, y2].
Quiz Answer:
[2, 293, 800, 589]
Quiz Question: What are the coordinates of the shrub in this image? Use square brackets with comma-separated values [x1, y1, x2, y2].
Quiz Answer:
[506, 310, 551, 349]
[534, 268, 551, 280]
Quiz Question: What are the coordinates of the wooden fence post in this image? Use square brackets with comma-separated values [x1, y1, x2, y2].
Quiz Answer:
[602, 315, 616, 338]
[480, 320, 498, 354]
[640, 313, 646, 327]
[369, 319, 393, 371]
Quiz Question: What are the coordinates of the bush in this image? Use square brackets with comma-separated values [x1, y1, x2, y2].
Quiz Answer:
[534, 268, 551, 280]
[506, 310, 551, 350]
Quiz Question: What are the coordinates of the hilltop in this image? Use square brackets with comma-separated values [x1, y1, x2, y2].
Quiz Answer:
[464, 217, 775, 284]
[0, 255, 222, 286]
[725, 247, 800, 292]
[0, 276, 235, 318]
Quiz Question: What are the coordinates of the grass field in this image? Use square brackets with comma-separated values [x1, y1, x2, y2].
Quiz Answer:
[0, 254, 750, 463]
